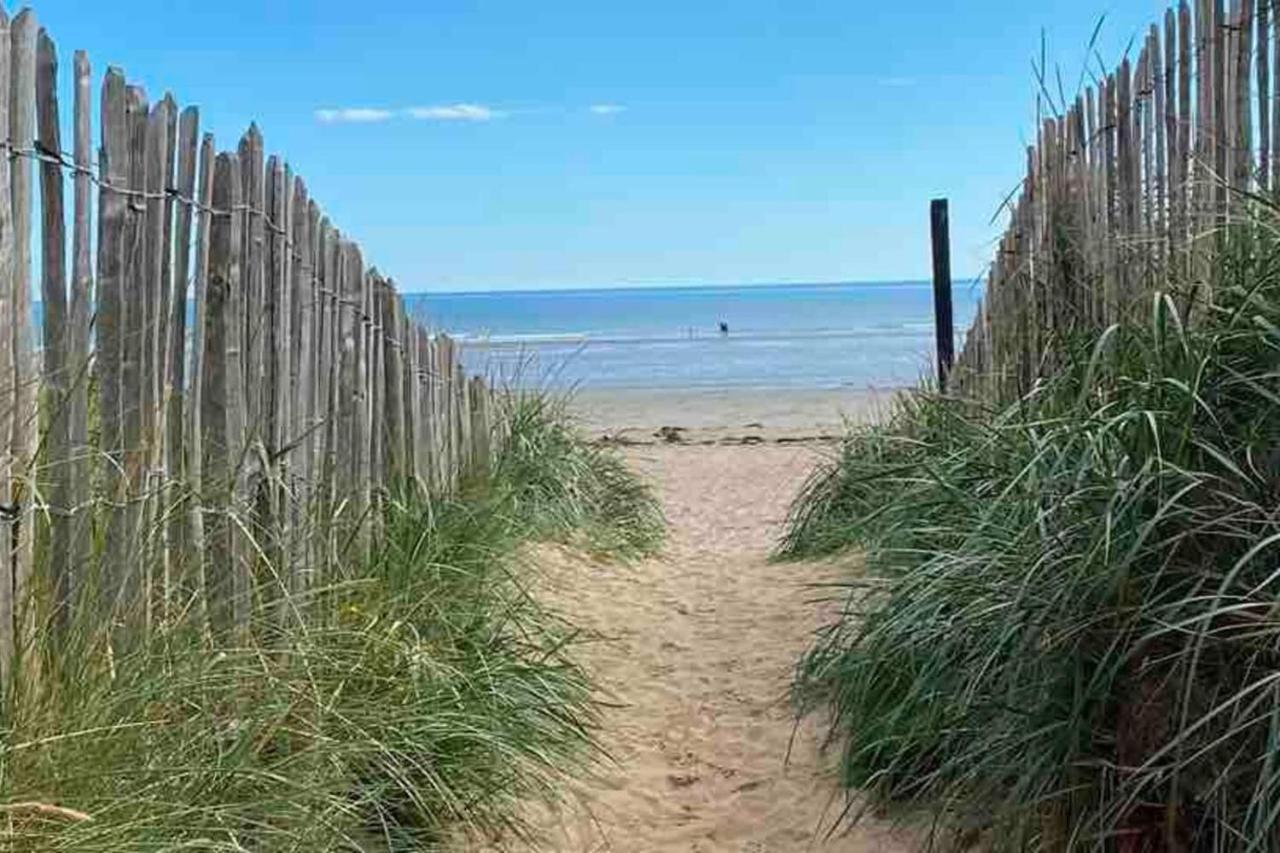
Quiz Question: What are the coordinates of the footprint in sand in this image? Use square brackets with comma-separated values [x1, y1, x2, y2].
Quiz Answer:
[487, 444, 917, 852]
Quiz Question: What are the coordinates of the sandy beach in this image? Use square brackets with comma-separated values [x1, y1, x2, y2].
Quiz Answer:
[568, 386, 899, 446]
[475, 390, 910, 851]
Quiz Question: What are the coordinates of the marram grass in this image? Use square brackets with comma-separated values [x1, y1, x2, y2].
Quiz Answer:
[490, 390, 665, 559]
[783, 228, 1280, 850]
[0, 391, 660, 851]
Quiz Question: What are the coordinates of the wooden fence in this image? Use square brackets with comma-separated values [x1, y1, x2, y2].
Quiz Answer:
[0, 7, 503, 677]
[953, 0, 1276, 399]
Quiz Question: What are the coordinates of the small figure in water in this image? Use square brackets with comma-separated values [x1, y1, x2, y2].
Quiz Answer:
[719, 321, 729, 335]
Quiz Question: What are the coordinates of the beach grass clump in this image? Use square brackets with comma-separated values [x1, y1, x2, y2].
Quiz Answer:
[784, 233, 1280, 848]
[492, 391, 664, 558]
[778, 389, 986, 561]
[0, 389, 652, 851]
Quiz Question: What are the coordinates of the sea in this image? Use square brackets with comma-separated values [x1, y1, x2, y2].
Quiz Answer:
[410, 281, 982, 391]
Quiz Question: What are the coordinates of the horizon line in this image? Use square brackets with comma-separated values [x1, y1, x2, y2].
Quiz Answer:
[399, 276, 984, 297]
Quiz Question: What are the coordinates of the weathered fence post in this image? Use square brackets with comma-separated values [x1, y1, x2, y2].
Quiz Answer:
[68, 48, 93, 620]
[0, 9, 16, 678]
[167, 106, 199, 595]
[930, 198, 955, 392]
[187, 131, 214, 629]
[11, 9, 37, 661]
[35, 27, 69, 627]
[205, 150, 244, 638]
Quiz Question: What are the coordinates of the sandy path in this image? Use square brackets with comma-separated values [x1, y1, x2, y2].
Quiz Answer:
[520, 444, 912, 852]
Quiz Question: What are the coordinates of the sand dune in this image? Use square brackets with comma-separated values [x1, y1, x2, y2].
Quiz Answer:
[490, 442, 913, 852]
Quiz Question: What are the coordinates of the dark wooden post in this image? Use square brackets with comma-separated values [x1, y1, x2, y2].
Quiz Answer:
[930, 198, 955, 392]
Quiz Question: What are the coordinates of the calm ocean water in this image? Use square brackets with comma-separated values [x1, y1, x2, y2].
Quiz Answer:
[410, 281, 981, 391]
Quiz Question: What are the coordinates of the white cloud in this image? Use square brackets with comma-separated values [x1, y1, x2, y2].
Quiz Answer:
[588, 104, 626, 115]
[406, 104, 503, 121]
[315, 107, 394, 124]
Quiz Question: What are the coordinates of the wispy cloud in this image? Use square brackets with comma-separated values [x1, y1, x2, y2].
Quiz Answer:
[406, 103, 503, 121]
[588, 103, 626, 115]
[315, 107, 394, 124]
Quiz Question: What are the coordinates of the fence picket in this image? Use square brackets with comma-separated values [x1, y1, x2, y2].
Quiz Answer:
[10, 9, 36, 657]
[120, 83, 148, 614]
[68, 49, 92, 617]
[187, 132, 214, 626]
[141, 97, 170, 627]
[35, 28, 69, 625]
[168, 106, 199, 591]
[0, 9, 15, 676]
[1259, 0, 1270, 192]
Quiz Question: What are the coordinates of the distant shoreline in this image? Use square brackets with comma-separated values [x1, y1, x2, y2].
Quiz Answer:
[418, 281, 967, 394]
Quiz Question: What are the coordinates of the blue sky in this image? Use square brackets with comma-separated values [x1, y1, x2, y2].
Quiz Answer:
[33, 0, 1171, 292]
